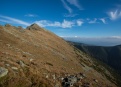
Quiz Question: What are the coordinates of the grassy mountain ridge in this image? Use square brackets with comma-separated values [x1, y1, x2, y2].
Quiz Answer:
[0, 24, 117, 87]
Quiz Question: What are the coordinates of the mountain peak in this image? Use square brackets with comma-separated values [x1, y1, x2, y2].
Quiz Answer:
[30, 23, 39, 27]
[26, 23, 42, 30]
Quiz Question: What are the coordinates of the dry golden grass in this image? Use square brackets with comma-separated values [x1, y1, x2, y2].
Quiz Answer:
[0, 24, 117, 87]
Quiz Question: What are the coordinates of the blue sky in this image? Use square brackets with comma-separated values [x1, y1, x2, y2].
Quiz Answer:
[0, 0, 121, 39]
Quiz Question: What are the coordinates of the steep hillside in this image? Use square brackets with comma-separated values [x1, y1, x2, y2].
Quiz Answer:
[0, 24, 117, 87]
[69, 42, 121, 85]
[70, 42, 121, 74]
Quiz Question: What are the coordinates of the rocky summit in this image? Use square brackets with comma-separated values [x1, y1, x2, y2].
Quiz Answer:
[0, 24, 118, 87]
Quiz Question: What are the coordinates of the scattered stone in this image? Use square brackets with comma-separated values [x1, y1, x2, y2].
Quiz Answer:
[5, 64, 10, 67]
[76, 74, 81, 80]
[82, 82, 90, 87]
[22, 55, 26, 57]
[54, 83, 60, 87]
[93, 79, 98, 83]
[62, 75, 78, 87]
[0, 67, 8, 78]
[52, 74, 56, 80]
[30, 58, 34, 62]
[46, 62, 53, 66]
[11, 67, 18, 70]
[17, 60, 26, 67]
[79, 73, 86, 78]
[61, 73, 87, 87]
[60, 77, 64, 81]
[31, 62, 37, 65]
[46, 75, 49, 78]
[6, 44, 10, 47]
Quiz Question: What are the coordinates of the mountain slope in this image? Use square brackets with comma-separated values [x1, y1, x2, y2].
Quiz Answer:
[71, 42, 121, 74]
[0, 24, 117, 87]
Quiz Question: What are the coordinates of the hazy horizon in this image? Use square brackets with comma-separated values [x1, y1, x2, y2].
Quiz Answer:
[63, 36, 121, 46]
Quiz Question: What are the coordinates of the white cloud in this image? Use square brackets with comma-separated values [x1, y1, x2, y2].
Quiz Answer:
[35, 20, 61, 27]
[61, 19, 74, 28]
[77, 20, 83, 26]
[67, 0, 83, 10]
[49, 22, 61, 27]
[61, 0, 72, 13]
[100, 18, 106, 24]
[35, 20, 49, 27]
[108, 10, 121, 20]
[0, 15, 30, 26]
[35, 19, 75, 28]
[25, 14, 38, 17]
[0, 15, 84, 28]
[88, 18, 97, 24]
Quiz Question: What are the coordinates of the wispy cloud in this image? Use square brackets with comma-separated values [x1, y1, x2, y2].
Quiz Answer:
[77, 20, 83, 26]
[35, 19, 83, 28]
[86, 18, 107, 24]
[67, 0, 83, 10]
[0, 19, 12, 23]
[61, 0, 72, 13]
[61, 0, 83, 17]
[0, 15, 30, 26]
[88, 18, 98, 24]
[100, 18, 106, 24]
[0, 15, 84, 28]
[25, 14, 38, 17]
[108, 10, 121, 20]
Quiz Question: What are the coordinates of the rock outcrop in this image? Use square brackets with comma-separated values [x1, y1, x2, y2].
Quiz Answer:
[26, 23, 42, 30]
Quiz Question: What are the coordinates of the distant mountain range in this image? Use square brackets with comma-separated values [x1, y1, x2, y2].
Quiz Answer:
[69, 41, 121, 75]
